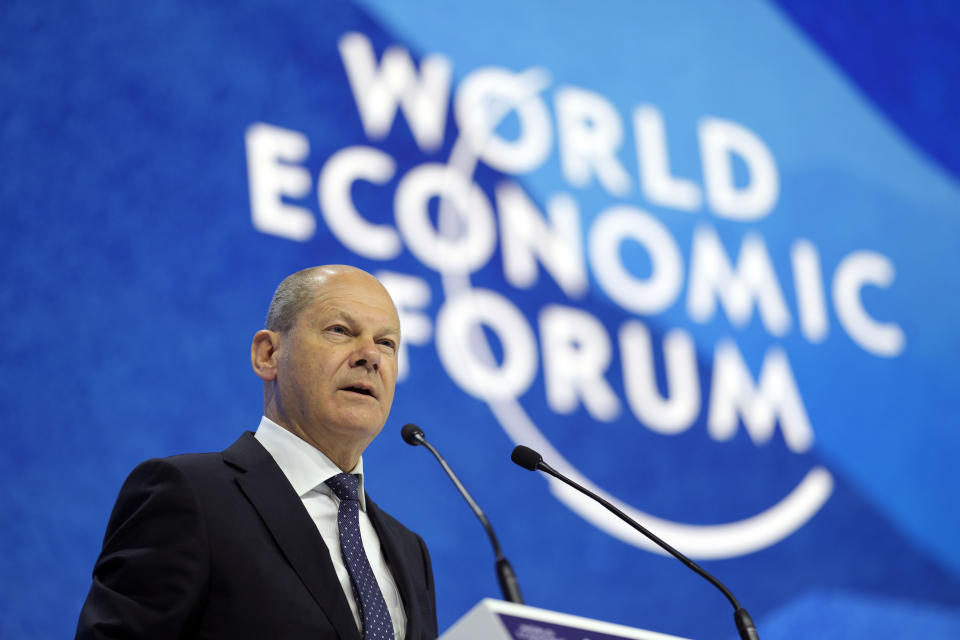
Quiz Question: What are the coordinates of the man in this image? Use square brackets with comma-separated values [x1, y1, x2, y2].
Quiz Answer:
[77, 265, 438, 640]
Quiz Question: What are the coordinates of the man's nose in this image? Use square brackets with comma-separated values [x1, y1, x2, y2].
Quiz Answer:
[350, 338, 381, 371]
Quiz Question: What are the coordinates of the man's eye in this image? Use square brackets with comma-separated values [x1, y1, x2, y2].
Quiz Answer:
[378, 339, 397, 350]
[328, 325, 349, 335]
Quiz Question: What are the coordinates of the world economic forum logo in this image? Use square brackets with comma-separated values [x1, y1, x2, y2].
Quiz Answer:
[244, 32, 905, 559]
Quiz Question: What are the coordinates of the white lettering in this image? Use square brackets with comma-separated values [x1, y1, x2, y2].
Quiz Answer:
[833, 251, 905, 357]
[555, 86, 631, 196]
[708, 340, 814, 453]
[318, 146, 401, 259]
[497, 183, 587, 298]
[245, 123, 314, 241]
[540, 305, 620, 422]
[589, 206, 683, 314]
[620, 322, 700, 434]
[435, 289, 538, 400]
[791, 239, 828, 343]
[394, 163, 496, 274]
[687, 226, 791, 336]
[634, 105, 701, 211]
[339, 32, 452, 152]
[699, 117, 779, 220]
[454, 67, 553, 174]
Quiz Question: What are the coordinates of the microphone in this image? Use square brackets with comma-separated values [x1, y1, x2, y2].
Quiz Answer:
[402, 424, 524, 604]
[510, 445, 759, 640]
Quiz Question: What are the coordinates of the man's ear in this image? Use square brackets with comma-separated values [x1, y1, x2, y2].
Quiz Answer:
[251, 330, 280, 381]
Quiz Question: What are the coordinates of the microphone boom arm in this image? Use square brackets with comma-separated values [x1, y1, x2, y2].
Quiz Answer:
[515, 446, 758, 640]
[403, 425, 524, 604]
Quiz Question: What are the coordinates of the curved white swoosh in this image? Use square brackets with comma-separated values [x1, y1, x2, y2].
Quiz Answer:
[491, 394, 833, 559]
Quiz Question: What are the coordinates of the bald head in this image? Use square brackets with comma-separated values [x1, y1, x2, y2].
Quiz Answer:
[265, 265, 396, 335]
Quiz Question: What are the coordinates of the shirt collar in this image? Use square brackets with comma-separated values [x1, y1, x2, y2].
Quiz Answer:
[254, 416, 367, 510]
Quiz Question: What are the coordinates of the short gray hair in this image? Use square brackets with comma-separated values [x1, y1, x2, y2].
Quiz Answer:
[264, 267, 325, 333]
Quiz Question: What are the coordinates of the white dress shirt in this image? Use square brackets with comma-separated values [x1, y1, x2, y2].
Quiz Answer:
[254, 416, 407, 639]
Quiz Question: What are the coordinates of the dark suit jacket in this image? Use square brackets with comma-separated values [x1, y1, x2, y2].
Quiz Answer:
[76, 432, 438, 639]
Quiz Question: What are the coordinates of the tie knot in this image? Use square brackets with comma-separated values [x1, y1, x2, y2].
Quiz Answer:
[325, 472, 360, 502]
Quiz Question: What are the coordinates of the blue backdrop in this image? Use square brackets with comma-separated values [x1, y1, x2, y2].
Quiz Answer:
[3, 1, 960, 638]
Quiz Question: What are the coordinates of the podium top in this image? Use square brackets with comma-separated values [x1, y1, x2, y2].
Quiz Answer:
[440, 598, 692, 640]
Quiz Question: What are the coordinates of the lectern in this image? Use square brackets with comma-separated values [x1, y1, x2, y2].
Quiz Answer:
[440, 598, 691, 640]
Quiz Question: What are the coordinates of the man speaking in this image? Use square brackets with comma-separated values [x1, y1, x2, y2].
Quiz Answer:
[77, 265, 438, 640]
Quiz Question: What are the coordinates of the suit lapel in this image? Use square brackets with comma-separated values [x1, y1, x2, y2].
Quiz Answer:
[224, 433, 361, 640]
[367, 497, 422, 640]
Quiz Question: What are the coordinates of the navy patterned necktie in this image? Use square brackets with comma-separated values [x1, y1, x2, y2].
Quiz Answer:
[325, 473, 396, 640]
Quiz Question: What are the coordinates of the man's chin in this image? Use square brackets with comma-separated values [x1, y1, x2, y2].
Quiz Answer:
[330, 413, 387, 441]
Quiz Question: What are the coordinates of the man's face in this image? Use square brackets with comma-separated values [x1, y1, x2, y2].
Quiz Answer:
[272, 271, 400, 456]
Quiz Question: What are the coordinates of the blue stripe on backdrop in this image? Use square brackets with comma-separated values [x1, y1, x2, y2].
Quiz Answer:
[771, 0, 960, 181]
[1, 1, 959, 639]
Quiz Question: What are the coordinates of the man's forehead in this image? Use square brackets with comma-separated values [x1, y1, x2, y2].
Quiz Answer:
[314, 295, 397, 319]
[306, 278, 399, 329]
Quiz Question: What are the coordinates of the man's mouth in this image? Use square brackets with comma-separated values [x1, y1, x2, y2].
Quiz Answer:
[341, 384, 376, 398]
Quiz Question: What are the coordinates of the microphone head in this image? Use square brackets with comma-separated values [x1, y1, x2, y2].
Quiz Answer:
[401, 423, 425, 446]
[511, 445, 543, 471]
